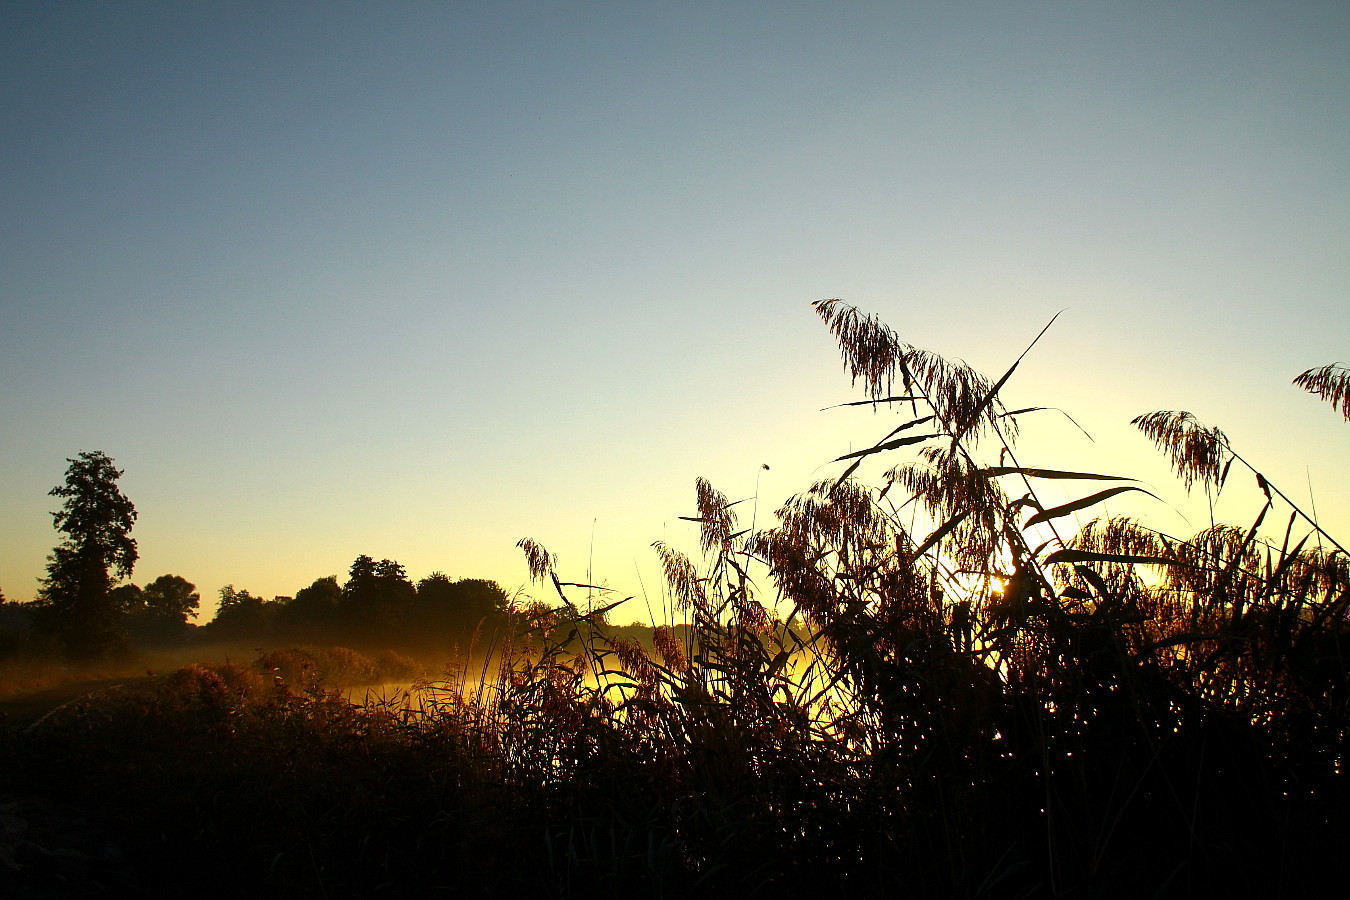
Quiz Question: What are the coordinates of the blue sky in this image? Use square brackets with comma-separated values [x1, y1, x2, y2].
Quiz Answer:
[2, 1, 1346, 619]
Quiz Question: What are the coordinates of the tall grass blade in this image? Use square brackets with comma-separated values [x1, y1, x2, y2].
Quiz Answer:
[822, 396, 922, 410]
[1024, 486, 1155, 527]
[1045, 548, 1190, 567]
[909, 509, 973, 563]
[981, 467, 1136, 481]
[952, 310, 1063, 443]
[833, 432, 940, 462]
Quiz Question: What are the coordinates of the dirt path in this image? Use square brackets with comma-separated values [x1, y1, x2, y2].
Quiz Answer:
[0, 676, 157, 729]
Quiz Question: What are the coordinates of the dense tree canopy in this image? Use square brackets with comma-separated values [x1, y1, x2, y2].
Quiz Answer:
[142, 575, 200, 623]
[109, 575, 201, 645]
[416, 574, 512, 643]
[205, 585, 278, 640]
[277, 576, 343, 639]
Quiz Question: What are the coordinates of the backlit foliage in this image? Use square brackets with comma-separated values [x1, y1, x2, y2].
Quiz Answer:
[1295, 362, 1350, 422]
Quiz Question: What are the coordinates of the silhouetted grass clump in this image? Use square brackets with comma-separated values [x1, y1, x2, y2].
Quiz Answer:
[2, 301, 1346, 898]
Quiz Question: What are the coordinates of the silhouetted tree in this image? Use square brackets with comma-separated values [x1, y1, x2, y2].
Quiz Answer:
[110, 583, 145, 615]
[278, 576, 342, 640]
[415, 572, 456, 604]
[374, 559, 416, 604]
[123, 575, 200, 645]
[37, 451, 137, 659]
[345, 555, 378, 596]
[141, 575, 200, 624]
[204, 584, 278, 641]
[0, 589, 34, 658]
[341, 556, 415, 642]
[415, 574, 512, 646]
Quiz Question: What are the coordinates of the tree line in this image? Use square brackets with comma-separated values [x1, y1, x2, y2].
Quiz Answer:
[0, 451, 515, 661]
[202, 557, 514, 653]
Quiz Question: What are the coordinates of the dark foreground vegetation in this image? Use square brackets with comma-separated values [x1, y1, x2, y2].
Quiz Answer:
[2, 302, 1347, 898]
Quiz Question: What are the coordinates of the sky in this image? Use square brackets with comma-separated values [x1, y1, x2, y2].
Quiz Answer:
[2, 1, 1347, 622]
